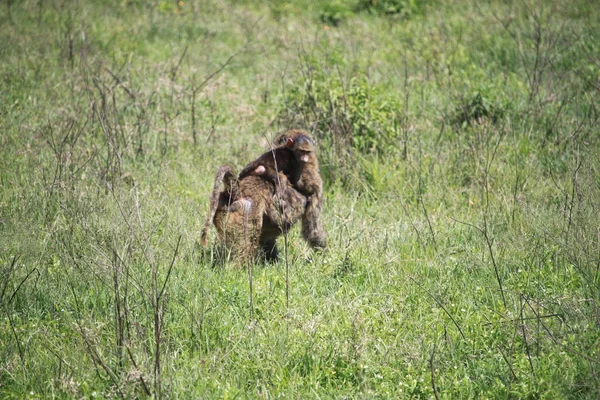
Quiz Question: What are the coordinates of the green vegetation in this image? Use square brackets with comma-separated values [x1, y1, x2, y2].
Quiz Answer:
[1, 0, 599, 398]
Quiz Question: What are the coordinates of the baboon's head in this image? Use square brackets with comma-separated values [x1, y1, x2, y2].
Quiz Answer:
[276, 130, 316, 164]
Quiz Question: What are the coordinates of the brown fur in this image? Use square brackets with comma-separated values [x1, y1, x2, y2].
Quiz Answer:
[200, 129, 326, 264]
[240, 129, 326, 249]
[200, 165, 306, 264]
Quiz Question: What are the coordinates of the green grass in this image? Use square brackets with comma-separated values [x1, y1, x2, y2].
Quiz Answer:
[1, 0, 599, 398]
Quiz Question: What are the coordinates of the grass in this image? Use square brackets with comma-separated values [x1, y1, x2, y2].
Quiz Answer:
[1, 0, 599, 398]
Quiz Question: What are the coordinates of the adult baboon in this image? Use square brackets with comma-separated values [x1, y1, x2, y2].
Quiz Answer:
[200, 165, 305, 264]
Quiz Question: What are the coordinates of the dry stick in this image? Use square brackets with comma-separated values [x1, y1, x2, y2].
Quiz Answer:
[191, 87, 198, 146]
[6, 265, 36, 308]
[415, 135, 437, 248]
[511, 151, 522, 225]
[6, 265, 39, 371]
[487, 4, 534, 98]
[112, 187, 164, 292]
[522, 295, 600, 366]
[407, 274, 466, 341]
[498, 345, 518, 382]
[46, 120, 76, 192]
[127, 346, 151, 396]
[158, 235, 182, 301]
[68, 281, 125, 399]
[243, 210, 254, 321]
[519, 294, 535, 376]
[111, 186, 174, 399]
[105, 67, 136, 100]
[537, 224, 598, 294]
[274, 141, 291, 310]
[565, 145, 582, 246]
[509, 156, 541, 226]
[559, 98, 598, 150]
[483, 123, 506, 223]
[284, 228, 290, 310]
[484, 220, 506, 309]
[170, 45, 188, 82]
[248, 256, 254, 321]
[152, 234, 182, 399]
[528, 7, 543, 103]
[109, 237, 151, 302]
[398, 196, 425, 248]
[1, 254, 20, 304]
[261, 131, 291, 310]
[43, 339, 71, 380]
[481, 313, 562, 327]
[507, 322, 519, 394]
[160, 109, 181, 155]
[120, 243, 132, 358]
[186, 51, 239, 145]
[111, 250, 124, 370]
[206, 100, 221, 144]
[402, 60, 410, 161]
[106, 238, 133, 376]
[7, 312, 25, 374]
[451, 217, 507, 308]
[420, 197, 437, 250]
[429, 342, 440, 400]
[152, 257, 161, 399]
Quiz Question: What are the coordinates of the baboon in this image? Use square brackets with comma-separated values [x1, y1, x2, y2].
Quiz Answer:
[200, 165, 306, 264]
[239, 129, 327, 249]
[200, 129, 326, 264]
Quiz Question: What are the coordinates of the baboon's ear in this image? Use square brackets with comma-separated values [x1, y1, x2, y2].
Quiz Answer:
[285, 138, 295, 148]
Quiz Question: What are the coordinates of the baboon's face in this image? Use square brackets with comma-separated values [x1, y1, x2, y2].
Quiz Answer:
[295, 148, 312, 163]
[287, 135, 315, 164]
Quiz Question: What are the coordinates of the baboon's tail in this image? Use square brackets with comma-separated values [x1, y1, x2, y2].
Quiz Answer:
[201, 165, 237, 247]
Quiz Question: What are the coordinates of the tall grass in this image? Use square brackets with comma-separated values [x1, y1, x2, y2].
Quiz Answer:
[1, 0, 599, 398]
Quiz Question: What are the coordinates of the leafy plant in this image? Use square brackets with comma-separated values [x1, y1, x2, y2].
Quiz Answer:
[280, 64, 406, 186]
[282, 66, 403, 155]
[319, 1, 354, 26]
[449, 64, 522, 128]
[451, 91, 505, 127]
[356, 0, 424, 17]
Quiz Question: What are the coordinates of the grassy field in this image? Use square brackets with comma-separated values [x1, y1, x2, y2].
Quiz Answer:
[1, 0, 599, 398]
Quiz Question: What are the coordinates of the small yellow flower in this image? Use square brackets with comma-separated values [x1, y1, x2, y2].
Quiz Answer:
[178, 1, 184, 6]
[324, 25, 330, 31]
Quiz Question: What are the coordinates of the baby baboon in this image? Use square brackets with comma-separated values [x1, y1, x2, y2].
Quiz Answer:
[239, 129, 327, 249]
[200, 165, 306, 264]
